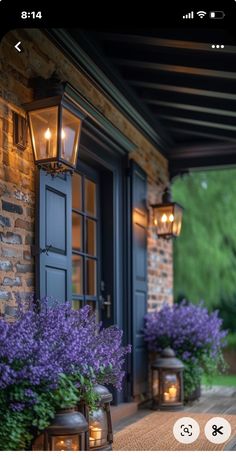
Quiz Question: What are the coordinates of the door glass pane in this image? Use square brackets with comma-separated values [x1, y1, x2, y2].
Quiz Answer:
[72, 255, 83, 295]
[72, 173, 82, 210]
[85, 179, 96, 216]
[86, 219, 96, 256]
[86, 258, 97, 296]
[72, 299, 84, 310]
[72, 213, 83, 251]
[86, 300, 98, 321]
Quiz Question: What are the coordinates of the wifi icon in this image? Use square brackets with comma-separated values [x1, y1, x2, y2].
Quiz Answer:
[197, 10, 207, 18]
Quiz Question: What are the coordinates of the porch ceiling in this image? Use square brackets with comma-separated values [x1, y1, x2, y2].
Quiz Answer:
[66, 28, 236, 176]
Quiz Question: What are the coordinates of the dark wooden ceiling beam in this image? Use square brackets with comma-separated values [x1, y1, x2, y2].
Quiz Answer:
[145, 100, 236, 119]
[113, 59, 236, 80]
[170, 154, 236, 177]
[160, 115, 236, 132]
[106, 45, 235, 73]
[168, 127, 236, 143]
[131, 81, 236, 101]
[124, 70, 236, 93]
[99, 33, 236, 54]
[170, 141, 236, 159]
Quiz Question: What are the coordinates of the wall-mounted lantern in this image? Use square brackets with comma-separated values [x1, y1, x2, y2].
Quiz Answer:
[24, 78, 84, 174]
[151, 347, 184, 411]
[151, 188, 183, 238]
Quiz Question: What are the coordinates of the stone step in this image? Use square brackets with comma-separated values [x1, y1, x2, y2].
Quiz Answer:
[111, 402, 138, 426]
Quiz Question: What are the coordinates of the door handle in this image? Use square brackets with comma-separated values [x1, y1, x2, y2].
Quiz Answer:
[102, 294, 112, 319]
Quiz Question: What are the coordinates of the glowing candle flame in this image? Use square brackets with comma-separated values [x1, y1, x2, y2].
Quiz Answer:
[44, 128, 52, 140]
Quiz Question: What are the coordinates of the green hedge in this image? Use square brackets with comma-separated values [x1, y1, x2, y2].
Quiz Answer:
[226, 333, 236, 350]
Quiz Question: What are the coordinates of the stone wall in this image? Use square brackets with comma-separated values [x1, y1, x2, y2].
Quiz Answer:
[0, 98, 35, 318]
[0, 28, 173, 316]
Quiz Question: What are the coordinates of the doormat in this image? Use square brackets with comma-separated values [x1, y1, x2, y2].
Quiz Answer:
[113, 411, 236, 451]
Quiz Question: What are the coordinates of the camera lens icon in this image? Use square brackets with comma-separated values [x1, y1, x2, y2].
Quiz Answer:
[173, 417, 200, 444]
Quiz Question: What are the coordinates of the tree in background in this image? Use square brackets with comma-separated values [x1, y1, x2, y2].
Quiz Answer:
[172, 169, 236, 332]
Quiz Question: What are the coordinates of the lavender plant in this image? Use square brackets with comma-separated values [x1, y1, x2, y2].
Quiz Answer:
[144, 302, 227, 399]
[0, 301, 131, 450]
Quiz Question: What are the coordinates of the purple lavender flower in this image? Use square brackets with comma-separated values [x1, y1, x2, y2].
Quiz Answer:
[143, 302, 227, 361]
[0, 301, 131, 391]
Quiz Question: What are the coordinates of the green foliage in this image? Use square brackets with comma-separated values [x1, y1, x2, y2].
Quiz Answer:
[226, 332, 236, 350]
[183, 349, 226, 401]
[172, 169, 236, 331]
[202, 373, 236, 386]
[183, 362, 202, 399]
[0, 373, 98, 451]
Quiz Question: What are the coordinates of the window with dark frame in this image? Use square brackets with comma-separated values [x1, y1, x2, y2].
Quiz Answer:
[72, 172, 98, 313]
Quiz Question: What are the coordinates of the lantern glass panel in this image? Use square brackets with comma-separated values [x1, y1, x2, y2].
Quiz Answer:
[61, 108, 81, 167]
[52, 435, 79, 451]
[154, 204, 175, 236]
[162, 372, 180, 403]
[89, 408, 108, 449]
[172, 204, 183, 237]
[29, 106, 58, 161]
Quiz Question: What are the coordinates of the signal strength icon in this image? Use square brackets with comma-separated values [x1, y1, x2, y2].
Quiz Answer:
[197, 10, 207, 18]
[183, 11, 194, 19]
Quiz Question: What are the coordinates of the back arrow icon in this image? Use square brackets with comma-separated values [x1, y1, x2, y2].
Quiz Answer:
[14, 42, 22, 53]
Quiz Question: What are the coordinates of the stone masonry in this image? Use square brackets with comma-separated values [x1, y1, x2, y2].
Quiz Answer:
[0, 29, 173, 317]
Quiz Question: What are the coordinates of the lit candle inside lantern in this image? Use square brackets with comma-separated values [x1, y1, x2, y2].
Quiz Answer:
[53, 437, 79, 451]
[54, 439, 65, 451]
[164, 392, 170, 402]
[44, 127, 51, 157]
[90, 427, 102, 440]
[169, 385, 177, 400]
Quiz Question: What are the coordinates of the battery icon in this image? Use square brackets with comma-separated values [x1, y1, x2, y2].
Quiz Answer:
[210, 11, 225, 19]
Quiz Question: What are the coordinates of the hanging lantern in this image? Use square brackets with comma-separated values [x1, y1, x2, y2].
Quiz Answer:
[32, 408, 88, 451]
[24, 77, 84, 174]
[152, 188, 183, 238]
[151, 347, 184, 411]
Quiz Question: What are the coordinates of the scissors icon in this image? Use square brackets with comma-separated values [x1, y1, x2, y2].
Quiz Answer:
[212, 424, 223, 436]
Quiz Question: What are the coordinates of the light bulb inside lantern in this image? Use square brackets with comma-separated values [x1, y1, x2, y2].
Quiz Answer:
[61, 128, 66, 139]
[169, 214, 174, 222]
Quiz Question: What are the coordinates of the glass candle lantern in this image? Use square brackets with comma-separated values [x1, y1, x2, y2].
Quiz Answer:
[89, 385, 113, 451]
[151, 188, 183, 238]
[43, 408, 88, 451]
[24, 80, 84, 174]
[151, 347, 184, 410]
[78, 384, 113, 451]
[89, 407, 108, 449]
